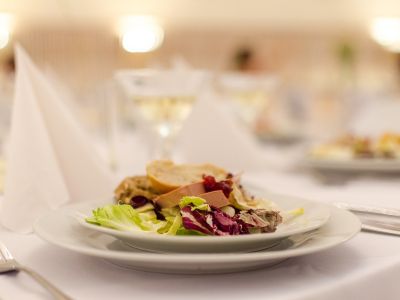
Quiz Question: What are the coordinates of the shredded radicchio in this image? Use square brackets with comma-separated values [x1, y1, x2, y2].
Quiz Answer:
[181, 206, 215, 235]
[153, 202, 166, 221]
[202, 175, 233, 198]
[130, 195, 166, 220]
[130, 195, 149, 208]
[237, 210, 283, 233]
[180, 205, 280, 236]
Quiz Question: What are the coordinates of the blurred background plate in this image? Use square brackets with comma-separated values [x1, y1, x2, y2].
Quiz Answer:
[304, 157, 400, 173]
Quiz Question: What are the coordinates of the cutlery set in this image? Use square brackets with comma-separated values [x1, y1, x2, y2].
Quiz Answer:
[334, 202, 400, 236]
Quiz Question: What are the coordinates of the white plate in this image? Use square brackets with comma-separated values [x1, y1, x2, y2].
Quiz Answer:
[33, 204, 360, 274]
[305, 157, 400, 172]
[74, 192, 331, 253]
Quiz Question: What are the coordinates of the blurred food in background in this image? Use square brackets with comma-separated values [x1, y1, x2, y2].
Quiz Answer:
[310, 133, 400, 160]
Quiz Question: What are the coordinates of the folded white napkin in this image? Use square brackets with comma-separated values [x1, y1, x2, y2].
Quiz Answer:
[0, 46, 114, 233]
[178, 89, 268, 171]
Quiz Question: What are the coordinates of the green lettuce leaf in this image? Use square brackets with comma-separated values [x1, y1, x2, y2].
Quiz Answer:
[179, 196, 210, 211]
[228, 184, 253, 210]
[165, 214, 183, 235]
[176, 227, 206, 236]
[161, 207, 180, 218]
[85, 204, 166, 233]
[282, 207, 305, 223]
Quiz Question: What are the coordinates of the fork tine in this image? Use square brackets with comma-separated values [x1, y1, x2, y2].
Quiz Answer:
[0, 243, 14, 261]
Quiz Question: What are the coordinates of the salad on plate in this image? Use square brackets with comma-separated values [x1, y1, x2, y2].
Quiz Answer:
[310, 133, 400, 160]
[86, 160, 303, 236]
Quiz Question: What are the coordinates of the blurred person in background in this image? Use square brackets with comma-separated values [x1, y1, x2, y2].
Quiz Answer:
[232, 46, 263, 73]
[0, 54, 15, 92]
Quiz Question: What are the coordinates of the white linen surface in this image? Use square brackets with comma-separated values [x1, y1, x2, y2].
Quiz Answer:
[0, 168, 400, 300]
[0, 46, 114, 234]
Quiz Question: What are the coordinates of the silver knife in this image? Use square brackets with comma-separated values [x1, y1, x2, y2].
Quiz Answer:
[361, 219, 400, 236]
[334, 202, 400, 218]
[334, 202, 400, 236]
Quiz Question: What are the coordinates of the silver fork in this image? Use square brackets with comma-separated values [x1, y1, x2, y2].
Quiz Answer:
[0, 243, 73, 300]
[266, 230, 321, 252]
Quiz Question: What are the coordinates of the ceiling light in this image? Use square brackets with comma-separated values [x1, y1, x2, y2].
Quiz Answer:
[371, 18, 400, 53]
[120, 16, 164, 53]
[0, 13, 12, 49]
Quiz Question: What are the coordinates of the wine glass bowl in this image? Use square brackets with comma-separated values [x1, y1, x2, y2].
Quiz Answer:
[217, 72, 277, 131]
[116, 69, 208, 159]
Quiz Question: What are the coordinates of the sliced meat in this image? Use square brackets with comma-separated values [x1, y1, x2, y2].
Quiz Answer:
[154, 182, 206, 208]
[197, 190, 230, 208]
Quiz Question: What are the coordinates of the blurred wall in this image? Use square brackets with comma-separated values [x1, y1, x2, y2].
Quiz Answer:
[5, 26, 398, 97]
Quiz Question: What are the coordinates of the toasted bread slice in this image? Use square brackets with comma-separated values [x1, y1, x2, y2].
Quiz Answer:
[146, 160, 228, 193]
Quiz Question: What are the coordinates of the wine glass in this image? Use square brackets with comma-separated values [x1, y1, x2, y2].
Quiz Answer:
[116, 69, 208, 159]
[217, 72, 277, 131]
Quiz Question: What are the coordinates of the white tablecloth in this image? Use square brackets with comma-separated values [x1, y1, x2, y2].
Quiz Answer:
[1, 167, 400, 300]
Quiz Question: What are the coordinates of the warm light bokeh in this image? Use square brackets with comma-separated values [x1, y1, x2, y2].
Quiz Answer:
[371, 17, 400, 52]
[0, 13, 12, 49]
[119, 16, 164, 53]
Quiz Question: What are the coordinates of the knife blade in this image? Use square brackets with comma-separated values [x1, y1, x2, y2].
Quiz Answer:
[361, 219, 400, 236]
[334, 202, 400, 218]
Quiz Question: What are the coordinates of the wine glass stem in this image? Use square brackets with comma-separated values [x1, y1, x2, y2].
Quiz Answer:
[153, 125, 178, 159]
[160, 135, 175, 159]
